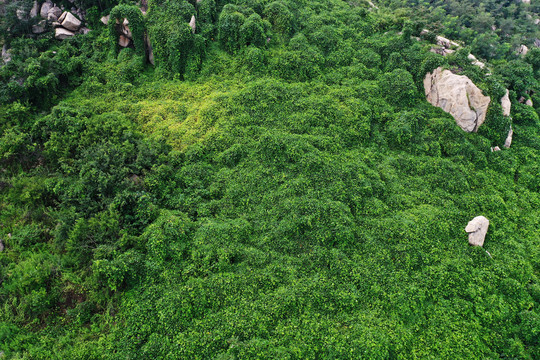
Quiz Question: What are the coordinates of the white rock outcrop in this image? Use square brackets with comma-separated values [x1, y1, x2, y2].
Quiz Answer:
[501, 89, 511, 117]
[526, 99, 533, 107]
[424, 67, 491, 132]
[101, 15, 110, 25]
[55, 27, 75, 40]
[465, 216, 489, 247]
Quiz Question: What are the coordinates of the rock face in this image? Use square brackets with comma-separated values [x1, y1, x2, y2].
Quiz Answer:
[467, 54, 485, 69]
[61, 12, 81, 31]
[465, 216, 489, 247]
[501, 89, 511, 117]
[145, 34, 154, 65]
[55, 27, 75, 40]
[424, 67, 491, 132]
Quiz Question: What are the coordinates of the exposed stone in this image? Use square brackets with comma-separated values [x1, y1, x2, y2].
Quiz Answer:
[522, 0, 530, 3]
[190, 15, 196, 34]
[2, 44, 11, 64]
[48, 6, 62, 21]
[119, 34, 131, 47]
[535, 19, 540, 25]
[501, 89, 511, 117]
[79, 27, 90, 35]
[40, 0, 53, 18]
[424, 67, 491, 132]
[16, 9, 26, 20]
[145, 34, 154, 65]
[122, 24, 132, 39]
[436, 35, 460, 49]
[465, 216, 489, 247]
[58, 11, 67, 23]
[55, 27, 76, 40]
[535, 39, 540, 48]
[430, 47, 455, 56]
[32, 20, 47, 34]
[491, 146, 501, 152]
[468, 54, 485, 68]
[30, 1, 39, 18]
[61, 12, 81, 31]
[101, 15, 110, 25]
[526, 99, 533, 107]
[0, 238, 3, 252]
[51, 21, 61, 28]
[518, 44, 529, 56]
[504, 126, 513, 149]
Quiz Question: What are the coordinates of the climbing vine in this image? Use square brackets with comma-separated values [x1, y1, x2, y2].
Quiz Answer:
[108, 5, 146, 60]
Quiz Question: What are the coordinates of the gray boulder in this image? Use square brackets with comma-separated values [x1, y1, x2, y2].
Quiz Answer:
[58, 11, 68, 23]
[61, 12, 81, 31]
[504, 126, 513, 149]
[40, 0, 53, 18]
[48, 6, 62, 21]
[118, 34, 130, 47]
[465, 216, 489, 247]
[55, 27, 75, 40]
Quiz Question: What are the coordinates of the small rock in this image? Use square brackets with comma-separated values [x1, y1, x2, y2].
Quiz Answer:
[535, 19, 540, 25]
[32, 20, 47, 34]
[2, 44, 11, 64]
[100, 15, 110, 25]
[189, 15, 196, 34]
[123, 18, 129, 26]
[526, 99, 533, 107]
[79, 27, 91, 35]
[504, 126, 513, 149]
[518, 44, 529, 56]
[16, 8, 26, 20]
[122, 24, 132, 39]
[118, 34, 130, 47]
[501, 89, 511, 117]
[535, 39, 540, 48]
[30, 1, 39, 18]
[491, 146, 501, 152]
[51, 21, 61, 28]
[55, 27, 76, 40]
[465, 216, 489, 247]
[40, 0, 53, 18]
[61, 12, 81, 31]
[145, 34, 154, 65]
[0, 238, 4, 252]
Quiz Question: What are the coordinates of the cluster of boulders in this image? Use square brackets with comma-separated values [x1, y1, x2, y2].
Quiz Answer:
[18, 0, 89, 39]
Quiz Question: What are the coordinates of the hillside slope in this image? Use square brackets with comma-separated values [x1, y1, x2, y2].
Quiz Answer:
[0, 0, 539, 358]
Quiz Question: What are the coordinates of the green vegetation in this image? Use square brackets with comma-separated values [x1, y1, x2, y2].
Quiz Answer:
[0, 0, 539, 358]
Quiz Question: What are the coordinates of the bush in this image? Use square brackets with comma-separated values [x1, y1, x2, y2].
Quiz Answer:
[378, 68, 417, 107]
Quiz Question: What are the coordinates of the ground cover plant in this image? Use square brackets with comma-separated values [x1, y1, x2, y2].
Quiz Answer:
[0, 0, 539, 358]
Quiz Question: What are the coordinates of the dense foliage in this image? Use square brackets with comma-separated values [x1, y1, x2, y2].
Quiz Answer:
[0, 0, 539, 358]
